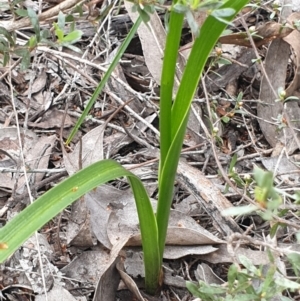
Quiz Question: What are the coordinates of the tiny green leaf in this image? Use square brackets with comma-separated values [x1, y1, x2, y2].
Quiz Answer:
[15, 9, 28, 16]
[62, 30, 83, 43]
[53, 23, 64, 41]
[172, 3, 188, 13]
[62, 44, 82, 53]
[27, 8, 40, 41]
[3, 52, 9, 66]
[0, 26, 15, 47]
[57, 11, 65, 31]
[212, 8, 236, 18]
[222, 205, 257, 216]
[275, 275, 300, 290]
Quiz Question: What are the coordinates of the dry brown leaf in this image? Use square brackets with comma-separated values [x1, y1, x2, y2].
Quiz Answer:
[61, 250, 111, 287]
[124, 2, 165, 85]
[198, 244, 269, 265]
[219, 21, 293, 47]
[125, 2, 185, 86]
[63, 124, 106, 247]
[257, 10, 300, 153]
[36, 283, 86, 301]
[0, 128, 55, 193]
[22, 69, 47, 96]
[177, 160, 242, 236]
[28, 109, 73, 129]
[63, 123, 105, 175]
[92, 256, 121, 301]
[116, 260, 145, 301]
[93, 236, 132, 301]
[163, 245, 218, 260]
[195, 263, 224, 285]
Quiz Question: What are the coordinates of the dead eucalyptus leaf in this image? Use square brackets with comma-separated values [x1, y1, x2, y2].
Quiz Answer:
[36, 283, 86, 301]
[22, 70, 47, 96]
[116, 260, 145, 301]
[0, 128, 55, 193]
[198, 244, 269, 265]
[219, 21, 293, 47]
[195, 263, 224, 285]
[257, 10, 300, 153]
[28, 109, 73, 129]
[63, 123, 105, 175]
[163, 245, 218, 260]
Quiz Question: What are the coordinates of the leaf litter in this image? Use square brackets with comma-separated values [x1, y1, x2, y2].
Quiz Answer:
[2, 0, 300, 300]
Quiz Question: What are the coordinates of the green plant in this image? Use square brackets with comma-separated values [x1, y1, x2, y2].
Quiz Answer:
[52, 11, 83, 52]
[0, 8, 83, 70]
[0, 0, 249, 295]
[188, 165, 300, 300]
[187, 254, 300, 301]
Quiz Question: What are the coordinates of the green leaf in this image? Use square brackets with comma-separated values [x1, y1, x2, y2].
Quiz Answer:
[0, 26, 15, 47]
[69, 20, 76, 32]
[0, 159, 160, 292]
[274, 275, 300, 290]
[186, 281, 202, 298]
[212, 8, 236, 18]
[261, 264, 276, 293]
[53, 23, 64, 41]
[253, 167, 276, 204]
[66, 17, 142, 144]
[222, 205, 257, 216]
[198, 0, 223, 10]
[238, 255, 257, 274]
[229, 153, 237, 173]
[28, 35, 37, 48]
[287, 253, 300, 276]
[62, 43, 82, 53]
[172, 3, 188, 13]
[280, 297, 294, 301]
[62, 30, 83, 43]
[159, 11, 184, 183]
[221, 115, 230, 123]
[73, 4, 84, 16]
[66, 15, 75, 23]
[57, 11, 65, 31]
[137, 6, 151, 23]
[217, 57, 231, 65]
[236, 92, 243, 102]
[15, 9, 28, 17]
[284, 96, 300, 103]
[228, 263, 238, 290]
[41, 29, 50, 40]
[186, 9, 200, 36]
[15, 49, 30, 70]
[3, 52, 9, 66]
[270, 222, 280, 238]
[199, 282, 226, 295]
[234, 295, 260, 301]
[27, 8, 40, 41]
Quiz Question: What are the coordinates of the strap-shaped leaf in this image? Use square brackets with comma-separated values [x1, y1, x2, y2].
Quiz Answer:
[156, 0, 250, 260]
[0, 160, 160, 290]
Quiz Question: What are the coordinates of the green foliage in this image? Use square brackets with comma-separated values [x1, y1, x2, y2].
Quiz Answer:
[223, 167, 283, 218]
[0, 160, 160, 287]
[187, 255, 300, 301]
[0, 8, 83, 70]
[173, 0, 234, 36]
[0, 26, 16, 67]
[275, 87, 299, 103]
[52, 12, 83, 53]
